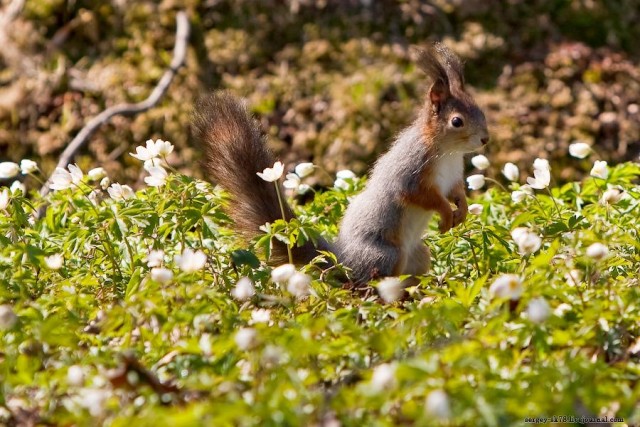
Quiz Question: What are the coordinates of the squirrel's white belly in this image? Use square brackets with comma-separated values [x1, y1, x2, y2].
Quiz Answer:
[400, 205, 432, 251]
[434, 153, 464, 195]
[399, 153, 463, 251]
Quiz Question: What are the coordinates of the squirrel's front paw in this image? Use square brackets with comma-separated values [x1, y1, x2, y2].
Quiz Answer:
[438, 212, 454, 233]
[453, 208, 467, 227]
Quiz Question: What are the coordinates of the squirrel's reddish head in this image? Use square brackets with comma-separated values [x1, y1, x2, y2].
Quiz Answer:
[414, 42, 489, 153]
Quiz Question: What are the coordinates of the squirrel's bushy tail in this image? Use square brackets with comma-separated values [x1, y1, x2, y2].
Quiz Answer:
[192, 92, 318, 265]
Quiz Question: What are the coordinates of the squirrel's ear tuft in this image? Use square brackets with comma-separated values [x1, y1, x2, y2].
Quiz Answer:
[432, 42, 465, 91]
[413, 43, 465, 92]
[412, 45, 449, 87]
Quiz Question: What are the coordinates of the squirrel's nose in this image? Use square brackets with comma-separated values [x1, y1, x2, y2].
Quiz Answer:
[481, 136, 489, 146]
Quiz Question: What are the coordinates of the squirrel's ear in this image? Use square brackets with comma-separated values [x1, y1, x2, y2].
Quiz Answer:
[429, 78, 449, 114]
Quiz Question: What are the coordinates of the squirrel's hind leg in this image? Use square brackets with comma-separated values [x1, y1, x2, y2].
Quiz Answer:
[342, 241, 403, 283]
[393, 245, 430, 292]
[403, 244, 431, 276]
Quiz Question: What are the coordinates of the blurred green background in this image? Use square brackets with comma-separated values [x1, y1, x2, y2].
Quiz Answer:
[1, 0, 638, 188]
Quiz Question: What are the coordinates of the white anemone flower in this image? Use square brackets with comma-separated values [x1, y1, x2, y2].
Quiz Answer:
[334, 178, 350, 190]
[520, 184, 534, 194]
[0, 162, 20, 179]
[176, 248, 207, 272]
[590, 160, 608, 179]
[20, 159, 38, 174]
[76, 388, 110, 417]
[511, 227, 542, 255]
[526, 168, 550, 189]
[155, 139, 174, 157]
[489, 274, 523, 300]
[511, 190, 527, 203]
[107, 183, 134, 200]
[510, 227, 528, 244]
[49, 164, 83, 191]
[533, 158, 550, 172]
[130, 139, 160, 161]
[271, 264, 296, 283]
[150, 267, 173, 284]
[601, 188, 622, 205]
[44, 254, 64, 270]
[371, 363, 396, 392]
[554, 303, 573, 317]
[502, 162, 519, 182]
[336, 170, 356, 179]
[586, 242, 608, 261]
[10, 181, 25, 194]
[143, 158, 163, 171]
[146, 250, 164, 267]
[0, 188, 9, 210]
[513, 184, 534, 201]
[294, 162, 315, 178]
[468, 203, 483, 215]
[466, 174, 485, 190]
[68, 164, 83, 183]
[471, 154, 490, 170]
[87, 190, 99, 206]
[568, 142, 591, 159]
[199, 333, 213, 356]
[87, 167, 106, 181]
[232, 277, 256, 301]
[67, 365, 85, 387]
[287, 272, 311, 299]
[425, 390, 452, 421]
[235, 327, 258, 351]
[527, 297, 550, 324]
[251, 309, 271, 324]
[334, 170, 357, 190]
[100, 177, 110, 190]
[283, 173, 301, 190]
[257, 161, 284, 182]
[144, 166, 168, 187]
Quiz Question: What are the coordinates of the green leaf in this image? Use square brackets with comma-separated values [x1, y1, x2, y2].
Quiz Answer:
[231, 249, 260, 268]
[125, 267, 144, 300]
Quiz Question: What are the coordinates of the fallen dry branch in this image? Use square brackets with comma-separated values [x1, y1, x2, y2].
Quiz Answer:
[39, 10, 190, 200]
[0, 0, 24, 28]
[0, 0, 37, 73]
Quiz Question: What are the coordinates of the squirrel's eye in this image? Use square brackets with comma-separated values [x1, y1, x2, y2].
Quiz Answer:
[451, 117, 464, 128]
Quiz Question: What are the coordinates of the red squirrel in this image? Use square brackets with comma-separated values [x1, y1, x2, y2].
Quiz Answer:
[193, 42, 489, 284]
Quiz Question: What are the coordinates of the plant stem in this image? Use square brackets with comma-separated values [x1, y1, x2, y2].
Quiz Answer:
[28, 172, 45, 185]
[102, 237, 123, 279]
[75, 183, 101, 217]
[274, 182, 293, 264]
[546, 188, 562, 218]
[484, 177, 508, 193]
[160, 156, 180, 174]
[526, 193, 549, 220]
[464, 234, 481, 275]
[78, 181, 136, 273]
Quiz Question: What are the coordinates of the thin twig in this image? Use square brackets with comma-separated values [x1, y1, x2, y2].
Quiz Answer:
[39, 11, 190, 200]
[0, 0, 36, 73]
[0, 0, 25, 26]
